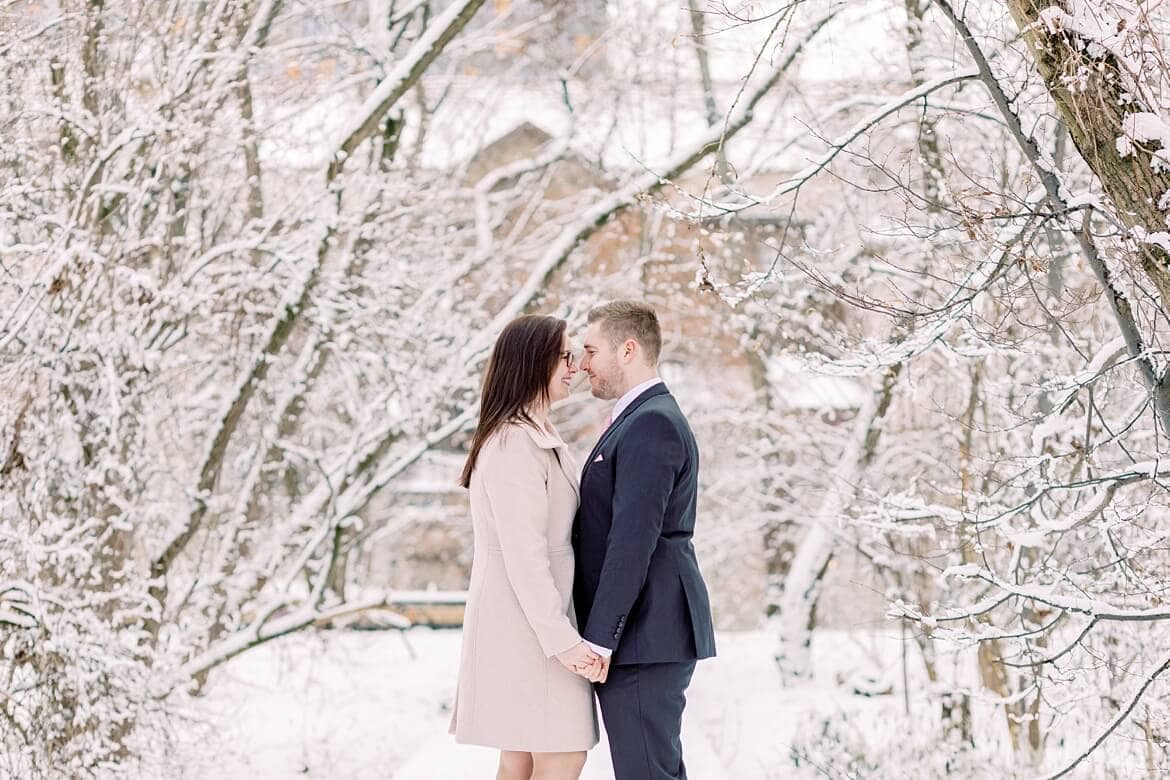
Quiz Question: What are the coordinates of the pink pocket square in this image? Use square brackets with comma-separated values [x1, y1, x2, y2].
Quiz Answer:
[593, 453, 604, 463]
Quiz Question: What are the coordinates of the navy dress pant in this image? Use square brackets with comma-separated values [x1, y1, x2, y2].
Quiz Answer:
[596, 661, 697, 780]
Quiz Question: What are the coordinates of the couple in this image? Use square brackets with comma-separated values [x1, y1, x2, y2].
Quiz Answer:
[449, 301, 716, 780]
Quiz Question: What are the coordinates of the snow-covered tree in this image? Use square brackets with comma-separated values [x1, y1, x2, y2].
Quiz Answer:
[682, 0, 1170, 773]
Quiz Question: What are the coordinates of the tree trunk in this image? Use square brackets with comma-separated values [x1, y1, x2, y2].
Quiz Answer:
[1005, 0, 1170, 308]
[776, 364, 900, 681]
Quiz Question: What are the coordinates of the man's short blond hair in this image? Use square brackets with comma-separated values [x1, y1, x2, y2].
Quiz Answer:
[587, 300, 662, 364]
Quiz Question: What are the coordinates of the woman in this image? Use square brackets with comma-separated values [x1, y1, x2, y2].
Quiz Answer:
[450, 315, 601, 780]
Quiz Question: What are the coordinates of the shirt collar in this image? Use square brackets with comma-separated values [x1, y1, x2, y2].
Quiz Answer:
[611, 376, 664, 422]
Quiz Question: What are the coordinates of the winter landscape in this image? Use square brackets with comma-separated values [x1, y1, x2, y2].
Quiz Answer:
[4, 0, 1170, 777]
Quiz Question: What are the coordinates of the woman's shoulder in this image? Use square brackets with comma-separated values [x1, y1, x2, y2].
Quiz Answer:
[482, 420, 544, 456]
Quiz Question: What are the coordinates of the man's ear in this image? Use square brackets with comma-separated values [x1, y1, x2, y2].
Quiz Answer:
[622, 339, 637, 363]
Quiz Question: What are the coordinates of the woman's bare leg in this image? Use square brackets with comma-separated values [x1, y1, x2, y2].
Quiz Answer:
[497, 750, 534, 780]
[531, 751, 587, 780]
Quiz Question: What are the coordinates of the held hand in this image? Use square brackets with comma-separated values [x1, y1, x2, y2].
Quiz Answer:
[555, 642, 601, 676]
[595, 654, 611, 684]
[578, 653, 606, 683]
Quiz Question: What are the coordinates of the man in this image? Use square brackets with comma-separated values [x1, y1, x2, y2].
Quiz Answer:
[571, 300, 717, 780]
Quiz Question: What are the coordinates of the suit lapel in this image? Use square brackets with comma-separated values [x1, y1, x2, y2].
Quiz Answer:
[582, 384, 670, 478]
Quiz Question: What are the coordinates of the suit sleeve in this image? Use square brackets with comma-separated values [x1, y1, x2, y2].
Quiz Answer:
[582, 411, 685, 650]
[478, 429, 582, 658]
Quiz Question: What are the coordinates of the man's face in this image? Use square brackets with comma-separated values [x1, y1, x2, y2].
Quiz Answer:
[581, 322, 624, 401]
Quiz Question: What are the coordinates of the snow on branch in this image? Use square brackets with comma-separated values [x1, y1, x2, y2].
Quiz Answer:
[473, 137, 573, 253]
[1051, 336, 1128, 413]
[0, 581, 39, 630]
[969, 459, 1170, 531]
[276, 405, 476, 593]
[696, 70, 980, 214]
[327, 0, 486, 182]
[332, 405, 477, 521]
[1041, 651, 1170, 780]
[169, 593, 411, 689]
[808, 208, 1044, 374]
[203, 0, 282, 96]
[942, 567, 1170, 624]
[151, 237, 326, 584]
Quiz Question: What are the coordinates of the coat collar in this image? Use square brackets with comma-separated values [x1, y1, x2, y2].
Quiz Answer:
[513, 420, 580, 500]
[514, 419, 564, 450]
[583, 383, 671, 471]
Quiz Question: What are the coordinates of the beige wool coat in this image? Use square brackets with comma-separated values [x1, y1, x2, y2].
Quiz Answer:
[449, 420, 599, 752]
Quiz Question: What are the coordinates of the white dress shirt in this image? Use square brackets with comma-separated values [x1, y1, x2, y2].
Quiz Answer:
[584, 376, 663, 658]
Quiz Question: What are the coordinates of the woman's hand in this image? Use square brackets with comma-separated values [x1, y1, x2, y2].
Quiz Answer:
[555, 642, 604, 682]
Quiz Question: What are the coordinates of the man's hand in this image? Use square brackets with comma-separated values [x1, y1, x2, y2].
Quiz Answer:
[595, 654, 611, 684]
[577, 654, 610, 684]
[556, 642, 601, 680]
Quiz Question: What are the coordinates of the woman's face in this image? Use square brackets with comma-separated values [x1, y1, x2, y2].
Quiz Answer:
[547, 333, 578, 403]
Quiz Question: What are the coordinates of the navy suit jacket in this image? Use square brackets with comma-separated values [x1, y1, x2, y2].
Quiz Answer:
[572, 383, 716, 666]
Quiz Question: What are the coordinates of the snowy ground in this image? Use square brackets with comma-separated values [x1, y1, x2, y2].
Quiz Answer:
[149, 626, 920, 779]
[146, 625, 1150, 778]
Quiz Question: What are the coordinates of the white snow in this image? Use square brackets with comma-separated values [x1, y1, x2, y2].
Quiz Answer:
[766, 355, 865, 411]
[1132, 225, 1170, 253]
[941, 563, 983, 580]
[161, 627, 915, 779]
[1118, 112, 1170, 169]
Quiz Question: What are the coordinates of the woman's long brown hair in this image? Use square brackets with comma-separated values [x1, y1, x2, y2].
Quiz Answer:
[459, 315, 566, 488]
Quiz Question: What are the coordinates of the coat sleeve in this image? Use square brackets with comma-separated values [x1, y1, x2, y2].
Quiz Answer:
[478, 428, 582, 658]
[582, 411, 685, 650]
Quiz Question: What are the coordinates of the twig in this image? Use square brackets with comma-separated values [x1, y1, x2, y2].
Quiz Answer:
[1040, 652, 1170, 779]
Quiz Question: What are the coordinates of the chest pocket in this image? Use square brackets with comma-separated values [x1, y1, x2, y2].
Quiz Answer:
[582, 450, 614, 491]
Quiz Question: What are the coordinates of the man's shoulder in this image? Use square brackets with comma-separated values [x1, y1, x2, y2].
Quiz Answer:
[635, 391, 684, 419]
[622, 397, 688, 440]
